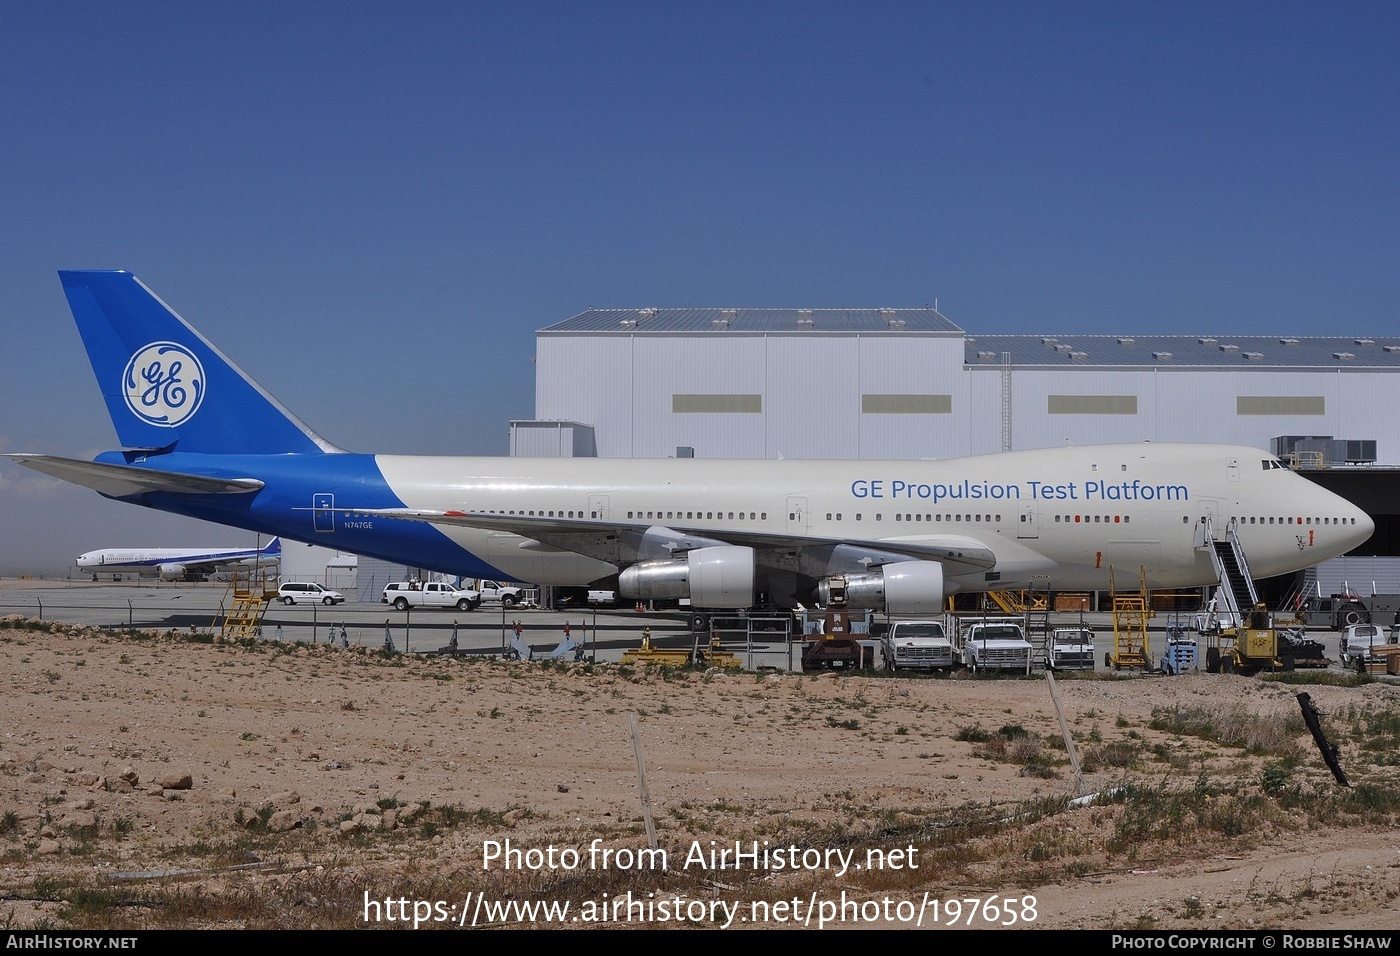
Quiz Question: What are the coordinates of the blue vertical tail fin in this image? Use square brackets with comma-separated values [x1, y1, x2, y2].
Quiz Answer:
[59, 271, 340, 456]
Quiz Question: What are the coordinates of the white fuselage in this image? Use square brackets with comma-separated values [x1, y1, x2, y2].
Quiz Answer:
[371, 442, 1371, 591]
[75, 546, 277, 576]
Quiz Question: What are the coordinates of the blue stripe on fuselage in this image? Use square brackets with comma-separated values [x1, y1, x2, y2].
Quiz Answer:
[91, 451, 508, 579]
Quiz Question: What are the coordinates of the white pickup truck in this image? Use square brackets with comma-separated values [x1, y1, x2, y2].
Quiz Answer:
[1340, 623, 1387, 668]
[1046, 627, 1096, 670]
[469, 580, 527, 607]
[880, 620, 955, 671]
[956, 618, 1033, 673]
[382, 581, 481, 611]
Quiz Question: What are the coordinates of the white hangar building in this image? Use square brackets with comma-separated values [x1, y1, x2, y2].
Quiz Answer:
[516, 307, 1399, 467]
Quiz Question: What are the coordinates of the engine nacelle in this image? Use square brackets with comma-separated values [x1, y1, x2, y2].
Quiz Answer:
[158, 563, 188, 581]
[618, 545, 755, 608]
[817, 561, 945, 617]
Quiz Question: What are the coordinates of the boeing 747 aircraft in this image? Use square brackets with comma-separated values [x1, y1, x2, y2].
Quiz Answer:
[76, 537, 280, 581]
[6, 272, 1373, 615]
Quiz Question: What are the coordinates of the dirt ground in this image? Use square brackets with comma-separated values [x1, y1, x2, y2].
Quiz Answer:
[3, 618, 1400, 931]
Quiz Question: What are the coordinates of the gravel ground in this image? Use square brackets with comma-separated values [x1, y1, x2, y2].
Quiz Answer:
[2, 618, 1399, 930]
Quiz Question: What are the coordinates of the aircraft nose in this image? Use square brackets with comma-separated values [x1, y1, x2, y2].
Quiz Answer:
[1349, 504, 1375, 549]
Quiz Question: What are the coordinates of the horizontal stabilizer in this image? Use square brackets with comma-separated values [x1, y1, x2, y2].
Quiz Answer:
[6, 454, 264, 498]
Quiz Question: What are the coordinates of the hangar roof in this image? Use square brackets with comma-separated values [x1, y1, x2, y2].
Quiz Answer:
[542, 310, 1400, 368]
[542, 307, 963, 334]
[966, 334, 1400, 368]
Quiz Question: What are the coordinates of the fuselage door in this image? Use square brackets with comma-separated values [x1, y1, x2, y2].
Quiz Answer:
[787, 496, 809, 536]
[1226, 457, 1240, 482]
[1196, 497, 1221, 548]
[588, 494, 609, 521]
[313, 493, 335, 533]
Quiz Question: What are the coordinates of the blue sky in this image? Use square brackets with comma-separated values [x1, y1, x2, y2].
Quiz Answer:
[1, 1, 1397, 572]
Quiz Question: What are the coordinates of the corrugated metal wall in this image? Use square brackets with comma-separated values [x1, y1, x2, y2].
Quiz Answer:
[533, 331, 1400, 463]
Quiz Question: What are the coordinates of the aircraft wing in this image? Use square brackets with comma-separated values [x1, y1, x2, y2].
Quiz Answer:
[351, 507, 998, 576]
[6, 454, 265, 497]
[178, 551, 281, 571]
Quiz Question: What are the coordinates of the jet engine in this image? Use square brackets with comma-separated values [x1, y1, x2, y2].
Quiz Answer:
[158, 563, 188, 581]
[618, 545, 754, 608]
[816, 561, 944, 617]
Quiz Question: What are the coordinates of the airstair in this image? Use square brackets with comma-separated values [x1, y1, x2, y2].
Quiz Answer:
[1279, 565, 1318, 622]
[1204, 517, 1260, 629]
[986, 588, 1049, 615]
[1017, 578, 1052, 667]
[216, 566, 279, 639]
[1106, 566, 1153, 670]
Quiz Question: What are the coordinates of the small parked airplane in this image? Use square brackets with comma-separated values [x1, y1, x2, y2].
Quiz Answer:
[76, 537, 281, 581]
[6, 271, 1375, 614]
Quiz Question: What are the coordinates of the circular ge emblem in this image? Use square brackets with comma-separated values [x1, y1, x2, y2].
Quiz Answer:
[122, 342, 206, 427]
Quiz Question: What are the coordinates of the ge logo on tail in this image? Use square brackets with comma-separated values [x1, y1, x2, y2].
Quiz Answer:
[122, 342, 205, 427]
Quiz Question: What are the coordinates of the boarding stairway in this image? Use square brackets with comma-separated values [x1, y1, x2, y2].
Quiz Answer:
[1203, 517, 1260, 629]
[1013, 578, 1052, 668]
[1106, 566, 1152, 670]
[216, 566, 279, 639]
[1279, 565, 1319, 620]
[986, 588, 1048, 615]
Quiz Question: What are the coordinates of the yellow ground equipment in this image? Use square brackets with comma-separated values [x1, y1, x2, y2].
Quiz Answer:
[620, 628, 741, 668]
[1204, 603, 1283, 675]
[216, 565, 279, 639]
[1105, 566, 1153, 670]
[985, 589, 1049, 615]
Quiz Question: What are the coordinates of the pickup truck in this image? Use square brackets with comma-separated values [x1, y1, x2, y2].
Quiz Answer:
[880, 620, 954, 671]
[1340, 623, 1387, 667]
[956, 618, 1033, 674]
[382, 581, 481, 611]
[1046, 627, 1096, 670]
[469, 580, 527, 607]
